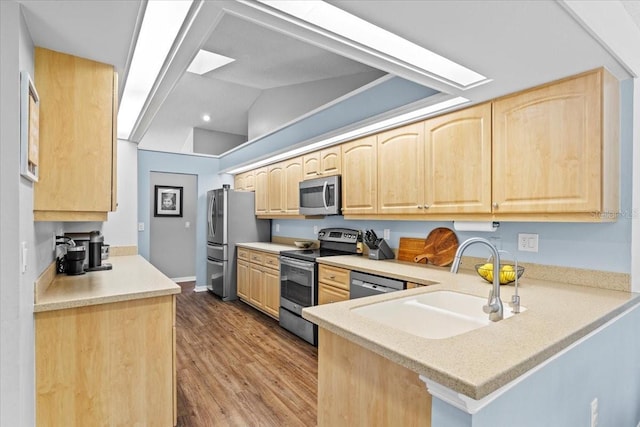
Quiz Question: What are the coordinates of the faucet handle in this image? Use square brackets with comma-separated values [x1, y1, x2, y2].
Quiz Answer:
[510, 294, 521, 313]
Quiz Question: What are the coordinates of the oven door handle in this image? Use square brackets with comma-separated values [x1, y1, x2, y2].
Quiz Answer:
[280, 256, 315, 272]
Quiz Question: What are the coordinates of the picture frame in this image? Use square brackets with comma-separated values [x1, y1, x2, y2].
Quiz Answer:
[154, 185, 183, 217]
[20, 71, 40, 182]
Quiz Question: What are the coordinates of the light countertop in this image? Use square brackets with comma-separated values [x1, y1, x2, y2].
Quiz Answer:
[236, 242, 297, 253]
[34, 255, 181, 313]
[303, 255, 640, 400]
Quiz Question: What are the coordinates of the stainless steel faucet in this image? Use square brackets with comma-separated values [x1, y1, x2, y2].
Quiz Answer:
[450, 237, 504, 321]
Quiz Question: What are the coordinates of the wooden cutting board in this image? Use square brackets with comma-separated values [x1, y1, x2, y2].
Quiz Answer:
[397, 238, 429, 263]
[413, 228, 459, 267]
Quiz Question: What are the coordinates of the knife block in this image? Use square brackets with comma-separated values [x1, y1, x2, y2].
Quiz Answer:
[368, 239, 395, 260]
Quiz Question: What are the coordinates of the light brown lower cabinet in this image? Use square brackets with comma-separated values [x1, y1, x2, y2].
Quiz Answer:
[35, 295, 176, 426]
[318, 264, 351, 304]
[237, 248, 280, 319]
[318, 328, 432, 426]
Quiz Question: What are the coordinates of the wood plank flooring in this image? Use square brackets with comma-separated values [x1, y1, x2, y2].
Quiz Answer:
[175, 282, 318, 427]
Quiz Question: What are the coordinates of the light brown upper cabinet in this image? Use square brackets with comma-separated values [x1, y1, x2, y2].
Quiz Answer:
[424, 103, 492, 214]
[377, 122, 425, 214]
[255, 157, 303, 217]
[284, 157, 303, 214]
[34, 47, 117, 221]
[492, 68, 619, 218]
[341, 136, 377, 215]
[376, 103, 492, 215]
[302, 146, 342, 179]
[254, 167, 268, 215]
[267, 162, 285, 213]
[234, 170, 255, 191]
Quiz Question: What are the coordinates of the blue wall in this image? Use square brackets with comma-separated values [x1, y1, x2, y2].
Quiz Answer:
[219, 76, 438, 171]
[431, 304, 640, 426]
[271, 79, 634, 274]
[138, 150, 231, 286]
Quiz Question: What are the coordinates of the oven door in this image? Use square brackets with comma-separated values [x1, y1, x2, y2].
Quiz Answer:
[279, 256, 315, 315]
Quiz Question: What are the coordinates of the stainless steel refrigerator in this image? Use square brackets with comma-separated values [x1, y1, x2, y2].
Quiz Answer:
[206, 185, 270, 300]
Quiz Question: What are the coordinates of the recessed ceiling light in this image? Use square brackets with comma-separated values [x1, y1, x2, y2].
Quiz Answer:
[202, 114, 211, 122]
[117, 0, 193, 140]
[256, 0, 488, 89]
[187, 49, 235, 75]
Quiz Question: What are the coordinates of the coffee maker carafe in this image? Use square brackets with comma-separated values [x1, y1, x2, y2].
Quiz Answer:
[86, 231, 112, 272]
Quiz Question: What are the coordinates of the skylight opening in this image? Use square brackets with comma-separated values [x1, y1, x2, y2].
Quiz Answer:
[117, 0, 194, 140]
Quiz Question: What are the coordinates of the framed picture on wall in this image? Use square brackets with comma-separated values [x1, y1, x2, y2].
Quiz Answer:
[20, 71, 40, 182]
[154, 185, 183, 217]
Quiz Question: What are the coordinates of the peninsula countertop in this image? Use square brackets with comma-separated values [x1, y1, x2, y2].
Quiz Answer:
[303, 255, 640, 400]
[34, 255, 181, 313]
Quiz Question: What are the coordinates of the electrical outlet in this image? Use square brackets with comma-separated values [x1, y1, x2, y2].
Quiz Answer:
[590, 397, 598, 427]
[275, 224, 280, 232]
[313, 226, 318, 234]
[138, 222, 145, 232]
[21, 242, 27, 274]
[383, 229, 390, 239]
[52, 232, 57, 251]
[517, 233, 538, 252]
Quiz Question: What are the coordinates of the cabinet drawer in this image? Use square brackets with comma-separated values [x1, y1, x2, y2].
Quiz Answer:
[318, 283, 350, 305]
[264, 253, 280, 270]
[318, 265, 350, 290]
[249, 250, 265, 265]
[238, 248, 250, 261]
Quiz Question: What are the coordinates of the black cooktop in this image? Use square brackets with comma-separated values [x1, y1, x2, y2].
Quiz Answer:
[280, 248, 355, 262]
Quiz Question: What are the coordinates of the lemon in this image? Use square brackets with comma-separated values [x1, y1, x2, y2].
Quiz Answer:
[486, 271, 493, 282]
[501, 265, 514, 272]
[482, 263, 493, 270]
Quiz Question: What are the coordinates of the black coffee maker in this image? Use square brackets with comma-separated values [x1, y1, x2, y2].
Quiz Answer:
[86, 231, 112, 272]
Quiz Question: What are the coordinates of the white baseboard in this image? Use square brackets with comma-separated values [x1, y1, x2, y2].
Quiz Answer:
[171, 276, 196, 283]
[193, 285, 208, 292]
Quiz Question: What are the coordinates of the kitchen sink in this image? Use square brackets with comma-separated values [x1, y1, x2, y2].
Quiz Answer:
[351, 290, 526, 339]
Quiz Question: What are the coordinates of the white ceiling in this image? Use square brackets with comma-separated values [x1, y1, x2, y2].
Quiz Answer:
[15, 0, 640, 156]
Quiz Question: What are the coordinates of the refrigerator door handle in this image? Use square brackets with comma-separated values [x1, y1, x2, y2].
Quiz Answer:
[212, 194, 217, 237]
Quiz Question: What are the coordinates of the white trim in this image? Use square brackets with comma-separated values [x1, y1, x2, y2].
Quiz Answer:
[171, 276, 196, 283]
[633, 79, 640, 293]
[420, 302, 640, 414]
[193, 285, 209, 293]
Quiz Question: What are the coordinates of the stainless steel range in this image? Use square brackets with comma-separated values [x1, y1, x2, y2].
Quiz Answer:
[279, 228, 361, 345]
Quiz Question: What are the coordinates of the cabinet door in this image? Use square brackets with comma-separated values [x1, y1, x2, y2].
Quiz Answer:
[249, 264, 264, 308]
[263, 267, 280, 319]
[284, 157, 303, 214]
[424, 103, 492, 213]
[237, 260, 250, 300]
[268, 163, 285, 213]
[318, 283, 350, 304]
[302, 152, 321, 179]
[377, 122, 424, 214]
[341, 136, 377, 215]
[493, 71, 604, 213]
[34, 48, 116, 221]
[234, 174, 246, 191]
[254, 167, 268, 214]
[319, 146, 342, 176]
[244, 171, 255, 191]
[318, 265, 350, 291]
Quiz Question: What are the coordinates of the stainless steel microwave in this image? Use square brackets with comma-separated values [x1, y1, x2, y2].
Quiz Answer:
[299, 175, 341, 216]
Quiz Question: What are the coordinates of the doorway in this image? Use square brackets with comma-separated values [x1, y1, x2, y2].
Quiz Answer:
[150, 172, 197, 280]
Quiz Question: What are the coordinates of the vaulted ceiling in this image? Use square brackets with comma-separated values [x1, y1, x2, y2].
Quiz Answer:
[16, 0, 640, 157]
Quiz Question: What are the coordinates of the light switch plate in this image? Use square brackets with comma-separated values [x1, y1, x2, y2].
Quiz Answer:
[518, 233, 538, 252]
[138, 222, 145, 232]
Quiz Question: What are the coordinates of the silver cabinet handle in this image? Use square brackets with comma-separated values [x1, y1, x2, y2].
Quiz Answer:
[417, 205, 423, 209]
[424, 204, 429, 209]
[492, 202, 499, 209]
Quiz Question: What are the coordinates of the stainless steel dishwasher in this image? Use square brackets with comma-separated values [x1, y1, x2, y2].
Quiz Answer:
[349, 270, 405, 299]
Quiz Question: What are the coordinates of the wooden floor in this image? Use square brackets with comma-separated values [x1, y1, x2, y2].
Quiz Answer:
[175, 282, 318, 427]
